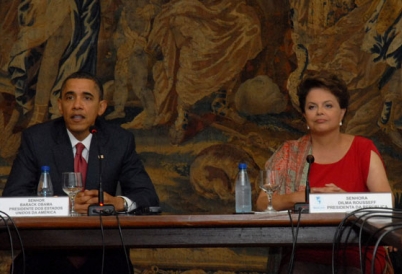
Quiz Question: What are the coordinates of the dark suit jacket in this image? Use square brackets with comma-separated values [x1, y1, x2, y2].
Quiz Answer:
[3, 117, 159, 208]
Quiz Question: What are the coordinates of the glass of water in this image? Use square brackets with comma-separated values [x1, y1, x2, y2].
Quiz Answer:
[259, 169, 282, 212]
[62, 172, 83, 216]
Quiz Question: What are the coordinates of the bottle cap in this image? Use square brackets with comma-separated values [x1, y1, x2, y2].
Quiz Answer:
[41, 166, 50, 172]
[238, 163, 247, 169]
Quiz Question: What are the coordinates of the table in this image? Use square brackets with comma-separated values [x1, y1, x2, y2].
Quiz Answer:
[351, 211, 402, 250]
[0, 212, 352, 250]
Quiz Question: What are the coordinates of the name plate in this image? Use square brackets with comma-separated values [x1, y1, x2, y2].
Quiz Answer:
[0, 197, 69, 217]
[309, 192, 393, 213]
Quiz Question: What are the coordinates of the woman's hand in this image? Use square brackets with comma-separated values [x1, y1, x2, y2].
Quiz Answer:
[311, 183, 345, 193]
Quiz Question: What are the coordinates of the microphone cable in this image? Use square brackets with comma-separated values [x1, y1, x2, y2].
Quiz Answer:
[0, 211, 25, 274]
[331, 212, 351, 274]
[287, 208, 304, 274]
[287, 210, 295, 274]
[0, 213, 15, 273]
[332, 209, 370, 273]
[332, 208, 400, 274]
[371, 224, 402, 274]
[95, 210, 131, 274]
[97, 212, 107, 274]
[343, 208, 382, 273]
[114, 213, 132, 274]
[367, 208, 402, 274]
[332, 208, 385, 273]
[332, 208, 377, 274]
[354, 208, 402, 273]
[90, 125, 129, 272]
[355, 208, 399, 273]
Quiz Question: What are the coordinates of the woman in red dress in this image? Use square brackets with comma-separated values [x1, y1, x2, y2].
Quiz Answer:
[256, 72, 394, 273]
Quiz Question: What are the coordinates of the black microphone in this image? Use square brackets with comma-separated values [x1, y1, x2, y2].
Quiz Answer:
[294, 154, 315, 213]
[87, 125, 115, 216]
[305, 155, 314, 203]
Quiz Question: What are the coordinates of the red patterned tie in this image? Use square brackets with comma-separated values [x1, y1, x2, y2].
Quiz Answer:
[74, 142, 87, 187]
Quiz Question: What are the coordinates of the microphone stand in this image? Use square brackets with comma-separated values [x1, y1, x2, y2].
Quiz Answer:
[294, 155, 315, 213]
[88, 126, 115, 216]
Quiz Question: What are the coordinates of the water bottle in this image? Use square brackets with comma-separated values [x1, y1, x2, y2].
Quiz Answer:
[235, 163, 252, 213]
[37, 166, 54, 197]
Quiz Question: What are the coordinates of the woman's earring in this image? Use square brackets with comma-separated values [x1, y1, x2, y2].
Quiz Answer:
[307, 125, 310, 130]
[339, 121, 343, 126]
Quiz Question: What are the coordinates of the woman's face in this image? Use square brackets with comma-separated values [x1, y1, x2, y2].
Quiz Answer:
[303, 88, 346, 134]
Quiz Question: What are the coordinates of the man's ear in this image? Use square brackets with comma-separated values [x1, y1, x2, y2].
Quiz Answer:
[57, 98, 63, 115]
[98, 100, 107, 116]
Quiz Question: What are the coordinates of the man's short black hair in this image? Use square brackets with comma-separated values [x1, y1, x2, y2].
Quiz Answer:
[60, 71, 104, 100]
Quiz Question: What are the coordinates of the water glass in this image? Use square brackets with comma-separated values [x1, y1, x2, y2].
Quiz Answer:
[62, 172, 83, 216]
[259, 169, 282, 212]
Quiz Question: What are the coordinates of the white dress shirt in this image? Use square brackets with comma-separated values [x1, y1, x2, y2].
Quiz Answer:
[66, 129, 135, 212]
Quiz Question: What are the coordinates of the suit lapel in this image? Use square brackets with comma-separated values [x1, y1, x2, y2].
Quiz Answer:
[51, 119, 74, 178]
[86, 119, 110, 190]
[87, 137, 99, 190]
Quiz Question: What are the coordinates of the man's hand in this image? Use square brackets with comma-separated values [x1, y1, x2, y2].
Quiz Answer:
[74, 190, 125, 214]
[74, 190, 97, 214]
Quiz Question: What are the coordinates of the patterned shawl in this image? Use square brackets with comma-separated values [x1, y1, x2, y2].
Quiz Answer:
[265, 134, 312, 194]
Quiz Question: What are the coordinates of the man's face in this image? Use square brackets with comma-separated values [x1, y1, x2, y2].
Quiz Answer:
[58, 78, 107, 140]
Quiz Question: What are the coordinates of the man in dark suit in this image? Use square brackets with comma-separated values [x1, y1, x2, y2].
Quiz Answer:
[3, 71, 159, 273]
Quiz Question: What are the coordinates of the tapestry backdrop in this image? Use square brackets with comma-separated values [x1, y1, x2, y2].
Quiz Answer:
[0, 0, 401, 273]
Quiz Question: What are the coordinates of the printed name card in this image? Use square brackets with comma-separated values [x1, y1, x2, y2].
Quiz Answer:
[0, 197, 69, 217]
[309, 193, 393, 213]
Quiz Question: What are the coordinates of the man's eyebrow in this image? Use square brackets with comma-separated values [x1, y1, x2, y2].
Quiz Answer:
[62, 91, 95, 98]
[82, 91, 95, 97]
[63, 91, 75, 97]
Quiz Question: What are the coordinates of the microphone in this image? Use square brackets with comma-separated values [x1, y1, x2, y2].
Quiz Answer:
[87, 125, 115, 216]
[294, 155, 315, 213]
[305, 155, 314, 203]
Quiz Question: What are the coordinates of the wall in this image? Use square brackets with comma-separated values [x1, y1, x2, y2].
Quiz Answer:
[0, 0, 401, 273]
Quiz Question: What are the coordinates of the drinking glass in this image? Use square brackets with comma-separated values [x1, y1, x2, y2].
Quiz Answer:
[259, 169, 282, 212]
[62, 172, 83, 216]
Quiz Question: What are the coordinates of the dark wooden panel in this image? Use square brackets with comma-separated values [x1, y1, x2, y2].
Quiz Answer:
[0, 213, 351, 250]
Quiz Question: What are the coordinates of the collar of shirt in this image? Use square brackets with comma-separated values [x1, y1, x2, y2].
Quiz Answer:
[66, 129, 93, 162]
